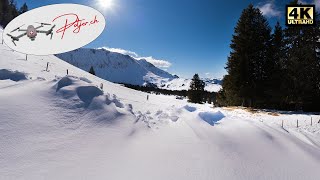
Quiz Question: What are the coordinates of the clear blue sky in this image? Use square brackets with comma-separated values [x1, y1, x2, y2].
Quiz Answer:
[14, 0, 317, 78]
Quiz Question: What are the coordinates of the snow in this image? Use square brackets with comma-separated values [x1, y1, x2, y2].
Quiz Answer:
[1, 29, 320, 180]
[198, 111, 225, 125]
[56, 76, 75, 91]
[0, 69, 28, 81]
[76, 85, 103, 104]
[56, 48, 222, 92]
[161, 77, 222, 92]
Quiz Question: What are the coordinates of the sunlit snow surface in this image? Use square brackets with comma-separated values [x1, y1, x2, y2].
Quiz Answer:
[1, 28, 320, 180]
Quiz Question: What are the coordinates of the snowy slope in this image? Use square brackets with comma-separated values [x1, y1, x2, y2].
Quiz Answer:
[55, 48, 175, 85]
[134, 58, 174, 79]
[56, 48, 222, 92]
[1, 28, 320, 180]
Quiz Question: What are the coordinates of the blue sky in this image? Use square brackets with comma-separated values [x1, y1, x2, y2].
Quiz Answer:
[15, 0, 319, 78]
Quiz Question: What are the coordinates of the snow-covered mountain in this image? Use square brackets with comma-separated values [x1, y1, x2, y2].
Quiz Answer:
[1, 28, 320, 179]
[55, 48, 175, 85]
[56, 48, 222, 92]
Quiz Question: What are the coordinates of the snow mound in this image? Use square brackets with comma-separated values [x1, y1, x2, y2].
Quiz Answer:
[0, 69, 27, 81]
[198, 111, 225, 126]
[56, 76, 75, 91]
[53, 76, 135, 126]
[56, 76, 93, 91]
[76, 86, 103, 104]
[85, 94, 135, 125]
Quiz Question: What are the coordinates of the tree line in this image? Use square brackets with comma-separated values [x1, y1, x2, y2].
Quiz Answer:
[0, 0, 28, 27]
[217, 1, 320, 112]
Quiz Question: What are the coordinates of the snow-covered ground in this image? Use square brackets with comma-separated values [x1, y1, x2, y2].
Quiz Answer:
[1, 29, 320, 180]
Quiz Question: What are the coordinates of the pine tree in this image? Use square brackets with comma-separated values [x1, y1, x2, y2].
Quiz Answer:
[89, 66, 96, 75]
[264, 22, 286, 109]
[8, 0, 18, 20]
[298, 12, 320, 111]
[18, 2, 27, 14]
[188, 74, 205, 103]
[219, 4, 271, 107]
[0, 0, 20, 27]
[284, 1, 320, 111]
[0, 0, 10, 26]
[0, 0, 3, 25]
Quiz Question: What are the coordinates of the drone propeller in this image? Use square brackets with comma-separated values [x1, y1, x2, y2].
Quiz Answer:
[47, 25, 56, 35]
[49, 24, 56, 31]
[45, 25, 55, 39]
[7, 34, 18, 46]
[7, 33, 18, 40]
[35, 22, 51, 26]
[12, 40, 17, 46]
[10, 24, 25, 33]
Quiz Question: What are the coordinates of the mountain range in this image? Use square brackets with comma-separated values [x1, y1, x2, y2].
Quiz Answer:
[56, 48, 222, 92]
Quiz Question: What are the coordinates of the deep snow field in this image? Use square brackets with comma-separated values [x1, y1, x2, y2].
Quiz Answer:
[1, 30, 320, 180]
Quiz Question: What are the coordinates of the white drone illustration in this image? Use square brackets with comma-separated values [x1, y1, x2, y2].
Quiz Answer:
[7, 22, 56, 46]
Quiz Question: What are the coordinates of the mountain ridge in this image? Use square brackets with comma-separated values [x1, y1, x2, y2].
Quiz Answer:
[56, 48, 222, 92]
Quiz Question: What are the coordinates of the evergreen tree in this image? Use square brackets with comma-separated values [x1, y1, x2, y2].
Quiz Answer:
[302, 12, 320, 111]
[0, 0, 3, 25]
[0, 0, 10, 26]
[8, 0, 18, 20]
[264, 22, 286, 108]
[0, 0, 20, 27]
[188, 74, 205, 103]
[283, 1, 320, 111]
[218, 1, 320, 111]
[219, 4, 271, 107]
[89, 66, 96, 75]
[18, 2, 27, 14]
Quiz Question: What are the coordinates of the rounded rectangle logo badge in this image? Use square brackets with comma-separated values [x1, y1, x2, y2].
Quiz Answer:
[3, 4, 106, 55]
[286, 5, 315, 26]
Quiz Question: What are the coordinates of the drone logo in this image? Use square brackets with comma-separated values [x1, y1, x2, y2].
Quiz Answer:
[7, 22, 56, 46]
[3, 4, 106, 55]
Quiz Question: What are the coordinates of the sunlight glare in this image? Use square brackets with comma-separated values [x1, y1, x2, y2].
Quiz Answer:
[98, 0, 114, 9]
